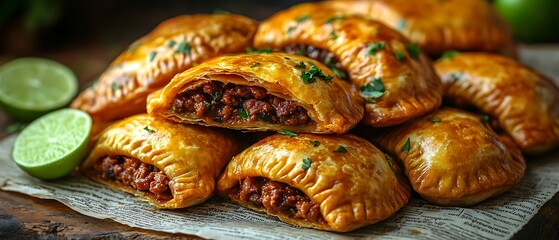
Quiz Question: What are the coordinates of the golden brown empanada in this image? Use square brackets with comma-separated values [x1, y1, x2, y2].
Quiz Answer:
[434, 53, 559, 154]
[254, 3, 442, 127]
[368, 108, 526, 207]
[71, 14, 258, 122]
[81, 114, 237, 209]
[147, 53, 364, 134]
[216, 133, 411, 232]
[330, 0, 514, 56]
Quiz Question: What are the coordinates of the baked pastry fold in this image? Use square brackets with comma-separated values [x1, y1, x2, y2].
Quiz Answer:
[368, 108, 526, 206]
[216, 133, 411, 232]
[81, 114, 237, 209]
[254, 3, 442, 127]
[329, 0, 514, 56]
[434, 53, 559, 154]
[71, 14, 258, 122]
[147, 53, 364, 134]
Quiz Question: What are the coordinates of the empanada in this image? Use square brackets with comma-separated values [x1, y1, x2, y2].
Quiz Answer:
[216, 133, 411, 232]
[147, 53, 364, 134]
[81, 114, 238, 209]
[329, 0, 514, 56]
[368, 108, 526, 206]
[254, 3, 442, 127]
[71, 14, 258, 122]
[434, 53, 559, 154]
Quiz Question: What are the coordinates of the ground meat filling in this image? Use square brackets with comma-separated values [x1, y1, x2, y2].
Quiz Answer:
[283, 43, 349, 80]
[172, 81, 311, 125]
[229, 177, 325, 224]
[94, 156, 172, 202]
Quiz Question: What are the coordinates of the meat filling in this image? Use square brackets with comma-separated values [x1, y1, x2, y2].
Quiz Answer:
[283, 43, 349, 80]
[172, 81, 311, 125]
[94, 155, 172, 201]
[228, 177, 325, 224]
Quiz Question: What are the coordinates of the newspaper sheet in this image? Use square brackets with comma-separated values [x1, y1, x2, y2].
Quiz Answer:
[1, 135, 558, 240]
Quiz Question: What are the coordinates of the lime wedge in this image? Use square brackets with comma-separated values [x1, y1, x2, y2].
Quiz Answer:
[12, 108, 92, 180]
[0, 58, 78, 121]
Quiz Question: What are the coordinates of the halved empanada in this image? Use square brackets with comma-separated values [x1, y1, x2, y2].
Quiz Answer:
[434, 53, 559, 154]
[71, 14, 258, 122]
[329, 0, 514, 56]
[147, 53, 364, 134]
[368, 108, 526, 206]
[216, 133, 411, 232]
[254, 3, 442, 127]
[81, 114, 238, 209]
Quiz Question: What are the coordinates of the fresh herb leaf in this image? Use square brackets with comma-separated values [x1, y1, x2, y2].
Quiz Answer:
[143, 126, 156, 133]
[148, 51, 157, 62]
[295, 61, 306, 69]
[324, 56, 334, 67]
[171, 106, 177, 112]
[325, 15, 344, 24]
[334, 145, 348, 153]
[302, 158, 312, 170]
[405, 43, 420, 59]
[385, 153, 398, 176]
[367, 41, 386, 55]
[250, 62, 260, 68]
[278, 129, 298, 137]
[167, 40, 177, 48]
[310, 140, 320, 147]
[111, 82, 120, 91]
[246, 47, 272, 54]
[480, 115, 490, 124]
[296, 14, 310, 23]
[430, 117, 442, 123]
[330, 31, 338, 40]
[296, 45, 307, 55]
[203, 101, 211, 109]
[301, 71, 316, 84]
[441, 50, 460, 60]
[287, 26, 296, 35]
[238, 108, 249, 120]
[301, 65, 333, 83]
[331, 67, 347, 79]
[176, 41, 191, 54]
[360, 77, 385, 100]
[393, 51, 406, 61]
[403, 137, 411, 154]
[449, 72, 463, 82]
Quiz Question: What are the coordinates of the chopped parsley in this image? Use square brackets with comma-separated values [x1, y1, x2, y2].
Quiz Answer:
[167, 40, 177, 48]
[480, 115, 490, 124]
[295, 14, 310, 23]
[325, 15, 344, 24]
[111, 82, 120, 91]
[405, 43, 420, 59]
[323, 56, 347, 79]
[310, 140, 320, 147]
[330, 31, 339, 40]
[148, 51, 157, 62]
[238, 108, 249, 120]
[278, 129, 298, 137]
[393, 51, 406, 61]
[203, 101, 211, 109]
[334, 146, 348, 153]
[287, 26, 296, 35]
[367, 41, 386, 55]
[403, 137, 411, 154]
[430, 117, 442, 123]
[441, 50, 460, 60]
[246, 47, 272, 54]
[302, 158, 312, 170]
[250, 62, 260, 68]
[301, 65, 333, 83]
[176, 41, 191, 54]
[295, 61, 306, 69]
[143, 126, 156, 133]
[360, 77, 385, 100]
[449, 72, 463, 82]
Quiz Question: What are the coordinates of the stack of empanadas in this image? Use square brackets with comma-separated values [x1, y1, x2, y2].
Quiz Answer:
[73, 0, 559, 234]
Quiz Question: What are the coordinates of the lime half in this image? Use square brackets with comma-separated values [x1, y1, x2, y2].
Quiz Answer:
[12, 108, 92, 180]
[0, 58, 78, 121]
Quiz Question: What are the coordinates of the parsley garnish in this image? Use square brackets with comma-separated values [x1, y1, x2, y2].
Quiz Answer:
[279, 129, 298, 137]
[385, 153, 398, 176]
[405, 43, 420, 59]
[238, 108, 249, 120]
[334, 146, 348, 153]
[171, 106, 177, 112]
[287, 26, 296, 35]
[295, 61, 306, 69]
[296, 45, 307, 55]
[441, 50, 460, 60]
[250, 62, 260, 68]
[203, 101, 211, 109]
[310, 140, 320, 147]
[325, 15, 344, 24]
[295, 14, 310, 23]
[148, 51, 157, 62]
[331, 67, 347, 79]
[403, 137, 411, 154]
[481, 115, 490, 124]
[302, 158, 312, 170]
[167, 40, 177, 48]
[430, 117, 442, 123]
[396, 19, 407, 30]
[246, 47, 272, 54]
[360, 77, 385, 100]
[449, 72, 463, 82]
[176, 41, 191, 54]
[367, 41, 386, 55]
[143, 126, 156, 133]
[284, 57, 291, 60]
[111, 82, 120, 91]
[330, 31, 338, 40]
[301, 65, 333, 83]
[394, 51, 406, 61]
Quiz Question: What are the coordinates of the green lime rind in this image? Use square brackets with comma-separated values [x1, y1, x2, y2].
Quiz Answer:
[12, 108, 92, 180]
[0, 58, 78, 121]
